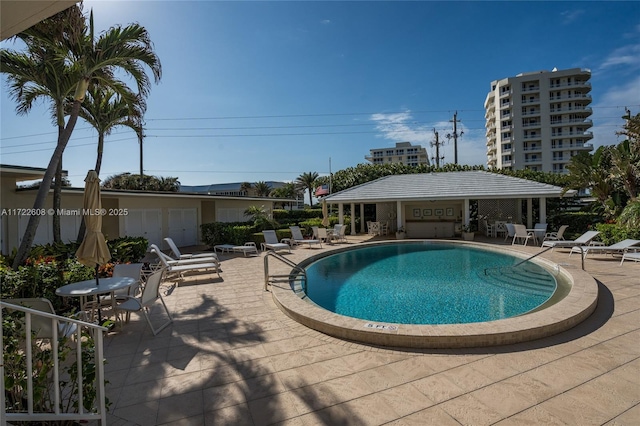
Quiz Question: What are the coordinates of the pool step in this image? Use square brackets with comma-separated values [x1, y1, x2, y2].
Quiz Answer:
[481, 266, 556, 297]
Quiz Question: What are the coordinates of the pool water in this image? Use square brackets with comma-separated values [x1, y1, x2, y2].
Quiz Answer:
[304, 242, 557, 325]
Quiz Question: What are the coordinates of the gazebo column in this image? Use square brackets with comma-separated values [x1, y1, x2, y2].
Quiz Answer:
[350, 202, 356, 235]
[463, 198, 470, 228]
[526, 198, 533, 228]
[338, 203, 344, 225]
[359, 203, 365, 233]
[396, 201, 403, 230]
[539, 197, 547, 224]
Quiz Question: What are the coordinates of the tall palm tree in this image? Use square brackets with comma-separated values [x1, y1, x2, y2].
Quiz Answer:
[77, 85, 145, 174]
[2, 5, 162, 268]
[239, 181, 253, 196]
[296, 172, 319, 206]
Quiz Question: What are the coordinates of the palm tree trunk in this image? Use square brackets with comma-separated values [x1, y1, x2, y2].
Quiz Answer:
[308, 188, 313, 207]
[52, 161, 62, 243]
[12, 101, 82, 268]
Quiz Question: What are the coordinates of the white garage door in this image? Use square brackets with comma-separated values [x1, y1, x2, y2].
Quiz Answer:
[124, 209, 162, 248]
[168, 208, 198, 248]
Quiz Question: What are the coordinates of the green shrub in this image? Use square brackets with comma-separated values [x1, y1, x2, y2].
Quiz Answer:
[546, 211, 603, 239]
[201, 222, 259, 246]
[107, 236, 148, 263]
[272, 209, 323, 222]
[594, 223, 640, 245]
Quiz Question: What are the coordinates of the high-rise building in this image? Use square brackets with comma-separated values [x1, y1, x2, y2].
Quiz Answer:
[365, 142, 430, 167]
[484, 68, 593, 173]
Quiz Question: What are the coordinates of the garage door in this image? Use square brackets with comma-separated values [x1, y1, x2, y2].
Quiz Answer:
[124, 209, 162, 248]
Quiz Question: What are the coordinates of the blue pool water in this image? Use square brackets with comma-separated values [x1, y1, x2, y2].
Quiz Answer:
[304, 242, 557, 325]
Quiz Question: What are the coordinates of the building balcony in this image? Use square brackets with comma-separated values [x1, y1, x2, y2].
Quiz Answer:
[549, 80, 591, 89]
[522, 122, 541, 128]
[524, 157, 543, 164]
[521, 86, 540, 93]
[499, 102, 512, 109]
[551, 131, 594, 139]
[522, 110, 541, 116]
[549, 93, 592, 101]
[523, 146, 542, 152]
[523, 134, 542, 140]
[522, 98, 540, 104]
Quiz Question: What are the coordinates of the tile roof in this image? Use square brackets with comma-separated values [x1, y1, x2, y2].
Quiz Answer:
[324, 171, 572, 202]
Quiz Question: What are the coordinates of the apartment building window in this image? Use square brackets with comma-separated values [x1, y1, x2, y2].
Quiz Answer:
[396, 149, 404, 155]
[386, 150, 394, 156]
[502, 132, 511, 139]
[373, 151, 383, 158]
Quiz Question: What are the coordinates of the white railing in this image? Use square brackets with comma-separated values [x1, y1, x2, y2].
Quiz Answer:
[1, 301, 108, 425]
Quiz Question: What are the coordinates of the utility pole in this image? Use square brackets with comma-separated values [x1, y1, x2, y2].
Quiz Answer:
[430, 128, 444, 167]
[446, 111, 463, 165]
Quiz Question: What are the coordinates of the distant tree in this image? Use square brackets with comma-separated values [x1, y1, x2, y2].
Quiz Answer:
[102, 173, 179, 191]
[296, 172, 319, 206]
[18, 177, 72, 189]
[270, 182, 298, 209]
[244, 205, 276, 230]
[253, 181, 272, 197]
[239, 181, 253, 196]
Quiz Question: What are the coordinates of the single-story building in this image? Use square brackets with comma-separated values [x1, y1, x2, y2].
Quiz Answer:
[1, 165, 290, 254]
[323, 171, 575, 238]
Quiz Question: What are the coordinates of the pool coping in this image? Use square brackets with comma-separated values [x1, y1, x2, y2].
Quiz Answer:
[270, 240, 599, 349]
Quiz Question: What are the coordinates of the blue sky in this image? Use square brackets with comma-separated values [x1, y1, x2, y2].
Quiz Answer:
[1, 1, 639, 187]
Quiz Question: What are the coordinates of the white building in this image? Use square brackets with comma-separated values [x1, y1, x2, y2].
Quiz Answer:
[484, 68, 594, 173]
[365, 142, 430, 167]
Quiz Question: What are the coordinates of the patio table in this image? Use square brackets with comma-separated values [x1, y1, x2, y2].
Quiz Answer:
[56, 276, 136, 325]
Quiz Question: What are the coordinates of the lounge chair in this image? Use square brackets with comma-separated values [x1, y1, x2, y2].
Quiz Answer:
[569, 239, 640, 259]
[149, 244, 220, 267]
[543, 225, 569, 242]
[540, 230, 600, 251]
[290, 226, 322, 248]
[116, 269, 173, 335]
[512, 224, 533, 246]
[262, 230, 291, 253]
[164, 237, 217, 260]
[232, 242, 259, 257]
[504, 223, 515, 242]
[149, 245, 221, 280]
[620, 251, 640, 266]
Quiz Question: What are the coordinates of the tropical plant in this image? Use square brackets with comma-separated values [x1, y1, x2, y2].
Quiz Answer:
[296, 171, 319, 206]
[239, 181, 253, 196]
[253, 181, 272, 197]
[2, 4, 162, 269]
[270, 182, 299, 209]
[101, 173, 179, 191]
[244, 205, 276, 230]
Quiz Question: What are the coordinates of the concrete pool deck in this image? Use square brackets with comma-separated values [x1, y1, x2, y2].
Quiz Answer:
[103, 235, 639, 425]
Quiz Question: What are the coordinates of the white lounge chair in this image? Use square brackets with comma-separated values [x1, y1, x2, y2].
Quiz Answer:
[540, 230, 600, 251]
[543, 225, 569, 242]
[232, 242, 259, 257]
[149, 244, 220, 267]
[164, 237, 217, 260]
[620, 251, 640, 266]
[116, 269, 173, 335]
[149, 245, 221, 280]
[290, 226, 322, 248]
[512, 224, 533, 246]
[570, 239, 640, 259]
[262, 230, 291, 253]
[331, 224, 348, 243]
[504, 223, 516, 242]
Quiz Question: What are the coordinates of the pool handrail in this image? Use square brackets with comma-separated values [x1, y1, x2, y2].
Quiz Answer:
[264, 251, 307, 293]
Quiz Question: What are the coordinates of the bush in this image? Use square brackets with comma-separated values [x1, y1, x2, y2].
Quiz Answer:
[272, 209, 323, 222]
[594, 223, 640, 245]
[201, 222, 258, 247]
[546, 211, 603, 239]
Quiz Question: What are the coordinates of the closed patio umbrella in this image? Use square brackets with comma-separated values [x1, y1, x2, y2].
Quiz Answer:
[75, 170, 111, 284]
[321, 199, 330, 227]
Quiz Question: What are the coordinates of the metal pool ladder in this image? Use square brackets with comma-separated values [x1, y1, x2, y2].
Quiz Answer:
[264, 251, 307, 294]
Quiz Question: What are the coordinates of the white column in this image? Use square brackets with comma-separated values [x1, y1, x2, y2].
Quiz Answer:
[396, 201, 403, 230]
[338, 203, 344, 224]
[359, 203, 365, 233]
[539, 198, 546, 224]
[463, 198, 470, 227]
[526, 198, 533, 228]
[350, 203, 356, 235]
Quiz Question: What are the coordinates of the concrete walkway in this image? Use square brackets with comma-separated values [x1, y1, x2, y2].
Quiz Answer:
[102, 235, 639, 425]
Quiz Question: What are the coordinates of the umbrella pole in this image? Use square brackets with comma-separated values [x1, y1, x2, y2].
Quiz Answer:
[95, 264, 103, 323]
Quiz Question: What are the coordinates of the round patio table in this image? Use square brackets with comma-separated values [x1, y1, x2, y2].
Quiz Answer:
[56, 276, 136, 324]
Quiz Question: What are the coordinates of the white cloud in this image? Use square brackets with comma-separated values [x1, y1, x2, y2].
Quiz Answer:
[560, 9, 585, 25]
[320, 19, 331, 25]
[590, 74, 640, 149]
[598, 43, 640, 71]
[369, 111, 487, 166]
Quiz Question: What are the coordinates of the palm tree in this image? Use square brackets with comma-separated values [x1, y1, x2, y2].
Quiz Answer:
[253, 181, 272, 197]
[2, 5, 162, 268]
[239, 181, 253, 196]
[77, 85, 145, 174]
[296, 172, 319, 206]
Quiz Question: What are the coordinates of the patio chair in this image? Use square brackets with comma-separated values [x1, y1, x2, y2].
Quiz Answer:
[543, 225, 568, 242]
[116, 269, 173, 336]
[4, 298, 78, 340]
[620, 251, 640, 266]
[569, 239, 640, 260]
[232, 242, 259, 257]
[511, 224, 533, 246]
[164, 237, 217, 260]
[149, 245, 221, 279]
[331, 224, 348, 243]
[483, 220, 495, 238]
[317, 227, 330, 243]
[262, 230, 291, 253]
[540, 230, 600, 251]
[503, 223, 515, 242]
[290, 226, 322, 248]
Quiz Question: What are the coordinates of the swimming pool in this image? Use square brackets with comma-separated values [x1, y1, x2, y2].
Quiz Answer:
[304, 242, 556, 325]
[270, 240, 599, 348]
